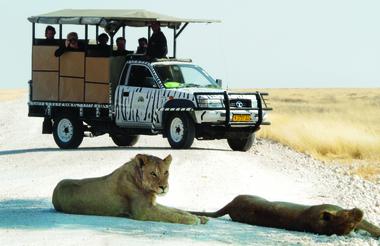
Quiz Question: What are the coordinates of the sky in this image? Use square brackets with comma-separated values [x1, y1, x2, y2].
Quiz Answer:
[0, 0, 379, 88]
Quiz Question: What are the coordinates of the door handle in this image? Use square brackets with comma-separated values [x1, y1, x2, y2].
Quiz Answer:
[123, 91, 129, 97]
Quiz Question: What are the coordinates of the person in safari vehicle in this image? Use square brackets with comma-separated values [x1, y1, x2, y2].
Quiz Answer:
[55, 32, 84, 57]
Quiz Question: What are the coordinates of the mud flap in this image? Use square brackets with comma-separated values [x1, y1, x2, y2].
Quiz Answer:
[42, 118, 53, 134]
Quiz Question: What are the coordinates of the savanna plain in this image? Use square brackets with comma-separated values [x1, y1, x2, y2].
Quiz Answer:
[255, 88, 380, 180]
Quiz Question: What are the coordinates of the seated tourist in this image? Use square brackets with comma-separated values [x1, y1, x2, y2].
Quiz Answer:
[113, 37, 134, 56]
[97, 33, 109, 48]
[136, 37, 148, 55]
[39, 25, 57, 45]
[54, 32, 84, 57]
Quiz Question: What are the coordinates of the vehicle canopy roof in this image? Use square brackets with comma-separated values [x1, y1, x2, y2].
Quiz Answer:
[28, 9, 220, 29]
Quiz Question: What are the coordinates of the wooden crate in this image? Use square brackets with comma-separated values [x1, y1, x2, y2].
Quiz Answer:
[85, 83, 109, 103]
[59, 77, 84, 102]
[85, 57, 110, 83]
[59, 52, 85, 77]
[32, 72, 59, 101]
[32, 46, 59, 71]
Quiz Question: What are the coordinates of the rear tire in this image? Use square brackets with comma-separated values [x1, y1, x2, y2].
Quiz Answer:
[227, 133, 255, 152]
[111, 134, 139, 147]
[53, 114, 84, 149]
[165, 113, 195, 149]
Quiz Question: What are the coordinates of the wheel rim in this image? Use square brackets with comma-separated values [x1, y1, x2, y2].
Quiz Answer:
[57, 118, 74, 143]
[170, 117, 184, 143]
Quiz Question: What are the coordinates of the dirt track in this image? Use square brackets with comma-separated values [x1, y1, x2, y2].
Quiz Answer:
[0, 95, 379, 245]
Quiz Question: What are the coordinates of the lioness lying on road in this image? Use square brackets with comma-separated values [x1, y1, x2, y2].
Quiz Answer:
[52, 154, 207, 225]
[191, 195, 380, 237]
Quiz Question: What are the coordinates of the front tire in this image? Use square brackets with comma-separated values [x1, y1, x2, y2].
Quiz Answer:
[165, 113, 195, 149]
[111, 134, 139, 147]
[227, 133, 255, 152]
[53, 114, 84, 149]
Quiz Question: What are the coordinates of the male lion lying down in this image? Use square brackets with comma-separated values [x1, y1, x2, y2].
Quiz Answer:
[52, 154, 207, 225]
[191, 195, 380, 237]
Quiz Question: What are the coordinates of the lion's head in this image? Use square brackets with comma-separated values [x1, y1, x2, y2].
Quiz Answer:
[133, 154, 172, 196]
[308, 205, 363, 236]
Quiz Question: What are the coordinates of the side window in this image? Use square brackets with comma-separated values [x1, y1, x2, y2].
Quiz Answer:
[181, 66, 210, 85]
[155, 65, 184, 83]
[127, 65, 157, 88]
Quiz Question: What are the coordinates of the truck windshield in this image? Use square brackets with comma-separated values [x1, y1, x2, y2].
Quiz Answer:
[153, 64, 219, 89]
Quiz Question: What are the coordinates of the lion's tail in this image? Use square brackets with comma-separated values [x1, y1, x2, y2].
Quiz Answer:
[189, 203, 231, 218]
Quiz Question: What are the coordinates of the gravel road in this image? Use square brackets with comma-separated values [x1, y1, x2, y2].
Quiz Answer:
[0, 96, 379, 245]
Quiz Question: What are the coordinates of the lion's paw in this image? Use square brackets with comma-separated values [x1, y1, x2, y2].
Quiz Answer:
[199, 216, 209, 224]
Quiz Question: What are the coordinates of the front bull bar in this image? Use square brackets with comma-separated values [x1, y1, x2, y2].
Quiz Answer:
[193, 91, 272, 131]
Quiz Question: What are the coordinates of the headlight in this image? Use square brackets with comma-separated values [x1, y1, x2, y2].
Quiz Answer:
[197, 95, 224, 108]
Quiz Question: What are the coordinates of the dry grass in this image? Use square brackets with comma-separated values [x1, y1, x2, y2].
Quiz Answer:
[0, 89, 27, 102]
[353, 165, 380, 181]
[244, 88, 380, 178]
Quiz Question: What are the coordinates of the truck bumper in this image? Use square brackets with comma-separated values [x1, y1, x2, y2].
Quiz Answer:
[193, 91, 272, 134]
[195, 124, 259, 140]
[194, 109, 269, 125]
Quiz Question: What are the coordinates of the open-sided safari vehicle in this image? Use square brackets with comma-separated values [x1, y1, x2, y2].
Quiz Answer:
[27, 9, 271, 151]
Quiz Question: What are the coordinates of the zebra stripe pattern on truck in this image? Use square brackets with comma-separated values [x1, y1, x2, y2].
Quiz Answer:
[157, 108, 194, 112]
[115, 85, 196, 129]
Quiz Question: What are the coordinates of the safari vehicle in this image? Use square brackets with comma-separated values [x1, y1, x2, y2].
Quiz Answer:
[27, 9, 271, 151]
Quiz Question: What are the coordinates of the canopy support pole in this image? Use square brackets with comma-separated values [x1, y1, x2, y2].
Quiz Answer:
[59, 24, 62, 40]
[123, 26, 125, 38]
[110, 34, 114, 56]
[84, 24, 88, 50]
[85, 25, 88, 40]
[173, 27, 177, 58]
[173, 22, 189, 58]
[175, 22, 189, 39]
[148, 26, 151, 40]
[32, 23, 35, 45]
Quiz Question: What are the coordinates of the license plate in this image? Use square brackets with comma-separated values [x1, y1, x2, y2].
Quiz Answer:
[232, 114, 251, 122]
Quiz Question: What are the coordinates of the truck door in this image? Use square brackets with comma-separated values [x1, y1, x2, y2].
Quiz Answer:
[115, 64, 160, 128]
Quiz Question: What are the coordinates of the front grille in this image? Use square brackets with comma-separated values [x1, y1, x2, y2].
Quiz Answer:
[230, 99, 251, 108]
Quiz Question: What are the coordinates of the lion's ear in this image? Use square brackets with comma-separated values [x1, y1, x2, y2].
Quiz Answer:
[135, 154, 147, 168]
[321, 211, 334, 221]
[163, 154, 172, 165]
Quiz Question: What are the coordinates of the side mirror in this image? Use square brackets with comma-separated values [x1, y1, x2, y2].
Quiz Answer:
[216, 79, 222, 87]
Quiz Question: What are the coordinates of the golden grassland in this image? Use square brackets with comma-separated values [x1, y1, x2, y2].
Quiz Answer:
[0, 89, 27, 102]
[250, 88, 380, 178]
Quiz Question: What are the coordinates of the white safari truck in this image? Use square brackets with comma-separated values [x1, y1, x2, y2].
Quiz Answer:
[28, 9, 271, 151]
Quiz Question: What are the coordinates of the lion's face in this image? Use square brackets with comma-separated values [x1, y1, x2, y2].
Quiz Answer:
[309, 205, 363, 235]
[135, 154, 172, 196]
